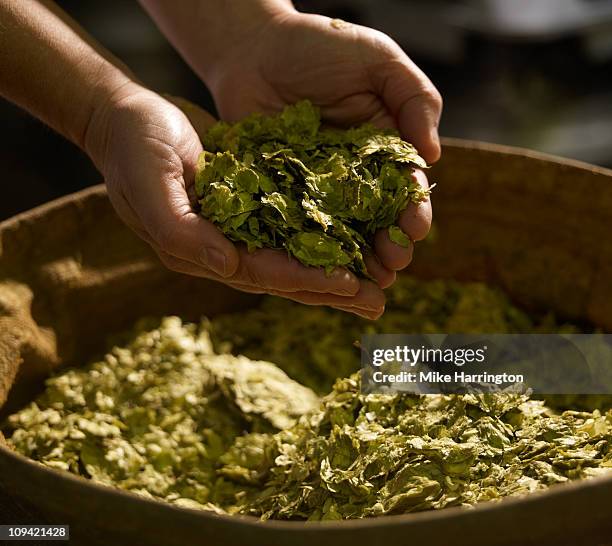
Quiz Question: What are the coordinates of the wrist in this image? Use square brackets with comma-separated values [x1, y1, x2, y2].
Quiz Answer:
[141, 0, 297, 89]
[199, 1, 297, 86]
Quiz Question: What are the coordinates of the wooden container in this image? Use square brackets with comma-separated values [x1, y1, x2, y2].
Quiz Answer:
[1, 139, 611, 545]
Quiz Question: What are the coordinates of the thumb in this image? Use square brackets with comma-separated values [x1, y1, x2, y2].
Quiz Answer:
[372, 53, 443, 163]
[137, 177, 240, 278]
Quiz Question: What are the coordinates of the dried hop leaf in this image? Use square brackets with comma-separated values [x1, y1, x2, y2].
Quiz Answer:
[195, 100, 429, 278]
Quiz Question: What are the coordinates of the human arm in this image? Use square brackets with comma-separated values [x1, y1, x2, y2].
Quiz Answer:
[140, 0, 441, 278]
[0, 0, 382, 318]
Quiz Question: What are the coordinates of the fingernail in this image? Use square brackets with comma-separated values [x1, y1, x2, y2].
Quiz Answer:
[353, 308, 381, 320]
[201, 247, 228, 277]
[332, 284, 359, 296]
[328, 269, 359, 295]
[334, 288, 358, 296]
[349, 304, 383, 314]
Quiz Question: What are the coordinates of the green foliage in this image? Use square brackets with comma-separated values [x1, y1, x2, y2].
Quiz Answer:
[6, 317, 318, 512]
[196, 101, 428, 277]
[5, 277, 610, 520]
[235, 376, 611, 520]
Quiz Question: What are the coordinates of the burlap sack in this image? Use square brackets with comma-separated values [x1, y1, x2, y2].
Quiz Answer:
[0, 187, 255, 417]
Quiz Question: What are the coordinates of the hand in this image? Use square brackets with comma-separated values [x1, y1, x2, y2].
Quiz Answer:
[204, 11, 440, 285]
[85, 83, 385, 319]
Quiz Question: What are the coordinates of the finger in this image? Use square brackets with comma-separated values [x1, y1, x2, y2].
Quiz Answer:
[330, 305, 384, 321]
[364, 253, 396, 289]
[105, 186, 146, 237]
[153, 249, 267, 294]
[146, 203, 239, 279]
[396, 89, 442, 164]
[104, 184, 162, 249]
[397, 169, 432, 242]
[263, 281, 385, 319]
[128, 167, 239, 278]
[106, 187, 229, 280]
[264, 280, 384, 309]
[374, 228, 414, 271]
[151, 247, 370, 304]
[153, 247, 218, 281]
[367, 110, 398, 132]
[319, 93, 395, 128]
[152, 249, 285, 298]
[235, 247, 360, 296]
[153, 248, 385, 317]
[110, 100, 240, 278]
[162, 96, 217, 206]
[154, 252, 273, 297]
[372, 51, 443, 163]
[270, 293, 383, 320]
[163, 94, 218, 142]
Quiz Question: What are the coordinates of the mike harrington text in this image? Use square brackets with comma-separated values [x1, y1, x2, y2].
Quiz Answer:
[371, 370, 524, 385]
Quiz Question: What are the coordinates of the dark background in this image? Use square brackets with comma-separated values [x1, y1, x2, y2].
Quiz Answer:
[2, 0, 612, 222]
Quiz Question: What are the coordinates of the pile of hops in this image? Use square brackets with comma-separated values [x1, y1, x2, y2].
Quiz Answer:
[196, 101, 428, 278]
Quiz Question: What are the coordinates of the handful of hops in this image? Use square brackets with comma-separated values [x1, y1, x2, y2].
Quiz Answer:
[195, 101, 429, 278]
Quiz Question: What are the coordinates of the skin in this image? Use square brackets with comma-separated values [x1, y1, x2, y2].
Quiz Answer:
[1, 0, 442, 320]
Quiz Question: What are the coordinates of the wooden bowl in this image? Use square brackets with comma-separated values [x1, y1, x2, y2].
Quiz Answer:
[1, 139, 611, 545]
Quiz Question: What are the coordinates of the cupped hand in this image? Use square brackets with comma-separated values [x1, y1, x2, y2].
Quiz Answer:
[84, 83, 385, 319]
[205, 11, 441, 281]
